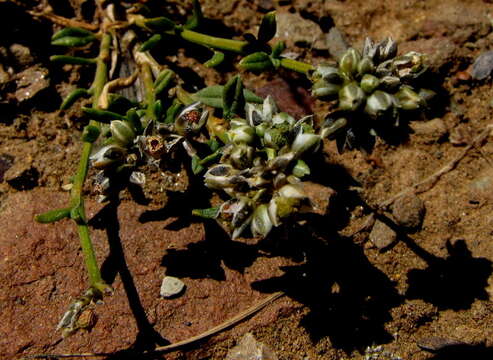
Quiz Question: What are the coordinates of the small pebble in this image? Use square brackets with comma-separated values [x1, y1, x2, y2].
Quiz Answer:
[369, 220, 397, 250]
[160, 276, 185, 298]
[471, 50, 493, 80]
[392, 194, 425, 230]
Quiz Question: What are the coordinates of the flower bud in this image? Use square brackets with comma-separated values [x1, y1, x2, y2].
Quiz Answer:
[245, 103, 264, 126]
[376, 37, 397, 62]
[250, 204, 273, 238]
[339, 48, 361, 78]
[395, 86, 423, 110]
[338, 82, 365, 111]
[291, 132, 320, 157]
[357, 56, 375, 76]
[379, 76, 400, 91]
[228, 125, 255, 144]
[110, 120, 135, 146]
[262, 96, 277, 123]
[311, 64, 343, 83]
[365, 90, 395, 117]
[360, 74, 380, 93]
[90, 145, 126, 169]
[229, 144, 254, 169]
[312, 79, 341, 99]
[204, 164, 238, 189]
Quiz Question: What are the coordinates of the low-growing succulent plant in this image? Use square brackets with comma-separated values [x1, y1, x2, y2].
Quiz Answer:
[196, 95, 320, 239]
[314, 37, 436, 152]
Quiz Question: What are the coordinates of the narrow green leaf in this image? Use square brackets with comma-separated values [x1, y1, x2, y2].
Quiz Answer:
[164, 99, 183, 124]
[192, 207, 220, 219]
[193, 85, 263, 108]
[153, 99, 163, 120]
[223, 75, 244, 119]
[52, 35, 96, 47]
[204, 51, 225, 68]
[271, 41, 286, 58]
[191, 155, 205, 175]
[239, 52, 273, 72]
[81, 124, 101, 143]
[199, 149, 222, 166]
[60, 88, 90, 110]
[258, 11, 277, 43]
[185, 0, 204, 30]
[154, 69, 175, 96]
[144, 17, 176, 31]
[35, 207, 71, 224]
[126, 108, 143, 133]
[50, 55, 96, 65]
[52, 27, 94, 41]
[139, 34, 162, 52]
[207, 137, 221, 152]
[82, 107, 127, 122]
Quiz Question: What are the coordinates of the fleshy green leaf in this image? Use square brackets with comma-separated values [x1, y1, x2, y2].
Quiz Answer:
[52, 27, 94, 41]
[154, 69, 175, 96]
[191, 155, 205, 175]
[50, 55, 96, 65]
[239, 52, 273, 72]
[82, 107, 127, 122]
[185, 0, 204, 30]
[164, 99, 183, 124]
[271, 41, 286, 58]
[81, 125, 101, 143]
[52, 34, 96, 47]
[144, 17, 176, 31]
[204, 51, 225, 68]
[223, 75, 244, 119]
[192, 207, 220, 219]
[139, 34, 162, 52]
[258, 11, 277, 43]
[35, 207, 71, 223]
[292, 159, 310, 178]
[193, 85, 263, 108]
[60, 88, 90, 110]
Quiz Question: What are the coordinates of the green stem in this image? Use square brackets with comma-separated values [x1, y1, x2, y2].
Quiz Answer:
[180, 29, 248, 53]
[141, 62, 156, 122]
[69, 33, 112, 294]
[280, 58, 314, 75]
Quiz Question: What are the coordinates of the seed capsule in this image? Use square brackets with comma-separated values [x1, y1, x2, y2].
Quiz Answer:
[379, 76, 400, 91]
[311, 64, 343, 83]
[392, 51, 426, 80]
[262, 96, 277, 123]
[204, 164, 238, 189]
[339, 82, 365, 111]
[245, 103, 264, 126]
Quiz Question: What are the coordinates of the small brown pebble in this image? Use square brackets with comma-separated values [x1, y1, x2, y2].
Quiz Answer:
[392, 194, 425, 230]
[369, 220, 397, 250]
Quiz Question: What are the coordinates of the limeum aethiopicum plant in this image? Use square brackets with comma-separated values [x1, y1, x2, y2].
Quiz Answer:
[34, 1, 435, 337]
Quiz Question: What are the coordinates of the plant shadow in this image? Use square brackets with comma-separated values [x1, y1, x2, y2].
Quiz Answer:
[89, 198, 170, 355]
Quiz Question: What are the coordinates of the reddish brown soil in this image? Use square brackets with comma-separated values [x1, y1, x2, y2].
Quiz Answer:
[1, 0, 493, 359]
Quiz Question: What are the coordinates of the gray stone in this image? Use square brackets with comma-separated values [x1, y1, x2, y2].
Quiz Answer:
[275, 12, 327, 50]
[391, 194, 425, 229]
[471, 50, 493, 80]
[226, 333, 278, 360]
[325, 27, 349, 61]
[14, 66, 50, 103]
[369, 220, 397, 250]
[160, 276, 185, 298]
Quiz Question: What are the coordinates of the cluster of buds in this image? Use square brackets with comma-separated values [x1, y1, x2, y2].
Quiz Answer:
[89, 102, 209, 201]
[202, 96, 320, 239]
[312, 37, 435, 151]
